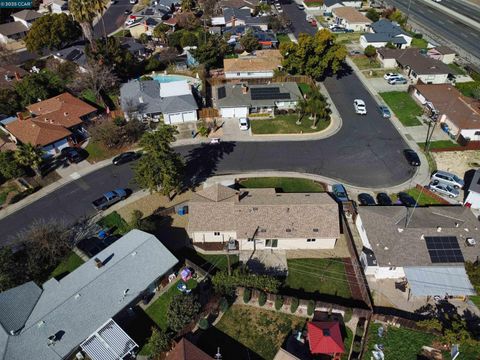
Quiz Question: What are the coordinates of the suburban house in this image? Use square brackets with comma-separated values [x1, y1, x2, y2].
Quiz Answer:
[360, 19, 412, 49]
[223, 49, 283, 79]
[355, 206, 477, 297]
[0, 65, 27, 89]
[0, 230, 179, 360]
[11, 10, 43, 29]
[3, 92, 97, 157]
[215, 82, 302, 118]
[465, 169, 480, 209]
[427, 46, 456, 64]
[222, 8, 268, 30]
[0, 22, 29, 44]
[165, 338, 213, 359]
[187, 184, 340, 252]
[377, 48, 453, 84]
[53, 45, 88, 72]
[40, 0, 69, 13]
[219, 0, 260, 14]
[224, 26, 278, 48]
[120, 79, 199, 124]
[411, 84, 480, 142]
[129, 17, 160, 38]
[321, 0, 363, 14]
[332, 6, 372, 32]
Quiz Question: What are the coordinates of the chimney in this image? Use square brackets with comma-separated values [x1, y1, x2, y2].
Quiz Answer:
[14, 71, 20, 81]
[64, 112, 68, 116]
[231, 15, 236, 28]
[94, 257, 103, 268]
[16, 112, 24, 120]
[241, 83, 248, 94]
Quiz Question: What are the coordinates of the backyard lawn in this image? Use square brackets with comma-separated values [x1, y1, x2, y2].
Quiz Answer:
[470, 295, 480, 308]
[144, 279, 197, 330]
[50, 252, 85, 279]
[239, 177, 325, 192]
[251, 114, 330, 134]
[285, 258, 352, 299]
[456, 81, 480, 98]
[411, 37, 428, 49]
[380, 92, 423, 126]
[351, 56, 381, 70]
[390, 187, 445, 206]
[277, 34, 291, 44]
[97, 211, 130, 235]
[198, 305, 306, 360]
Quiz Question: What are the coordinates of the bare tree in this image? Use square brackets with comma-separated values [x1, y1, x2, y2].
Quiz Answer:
[72, 61, 118, 102]
[0, 44, 16, 66]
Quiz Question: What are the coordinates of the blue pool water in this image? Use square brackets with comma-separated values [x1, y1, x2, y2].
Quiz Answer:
[152, 74, 194, 83]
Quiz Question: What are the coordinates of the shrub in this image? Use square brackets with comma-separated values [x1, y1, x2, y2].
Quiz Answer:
[290, 298, 299, 313]
[355, 323, 365, 337]
[243, 288, 251, 303]
[198, 317, 209, 330]
[307, 300, 315, 316]
[344, 308, 352, 323]
[275, 295, 284, 310]
[352, 340, 362, 353]
[113, 116, 125, 126]
[219, 297, 229, 312]
[413, 33, 423, 39]
[212, 269, 281, 294]
[146, 327, 171, 354]
[258, 292, 267, 306]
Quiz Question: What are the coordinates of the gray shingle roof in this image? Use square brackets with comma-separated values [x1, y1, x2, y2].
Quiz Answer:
[363, 33, 406, 44]
[12, 10, 42, 21]
[468, 169, 480, 194]
[0, 230, 178, 360]
[54, 45, 87, 68]
[370, 19, 407, 37]
[0, 21, 28, 36]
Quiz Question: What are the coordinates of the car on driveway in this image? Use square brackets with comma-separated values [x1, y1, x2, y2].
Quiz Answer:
[403, 149, 421, 166]
[383, 72, 400, 80]
[376, 192, 393, 205]
[332, 184, 349, 202]
[428, 180, 459, 198]
[378, 105, 391, 118]
[398, 192, 417, 207]
[239, 117, 249, 131]
[431, 170, 464, 189]
[388, 76, 407, 85]
[354, 99, 367, 115]
[112, 151, 139, 165]
[61, 147, 84, 164]
[358, 193, 376, 205]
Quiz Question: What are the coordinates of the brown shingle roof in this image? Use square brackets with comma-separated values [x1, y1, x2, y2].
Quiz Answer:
[27, 92, 96, 128]
[5, 117, 72, 146]
[0, 65, 27, 89]
[377, 47, 452, 75]
[188, 185, 340, 239]
[223, 50, 282, 72]
[414, 84, 480, 130]
[165, 338, 212, 360]
[332, 6, 372, 24]
[219, 0, 260, 9]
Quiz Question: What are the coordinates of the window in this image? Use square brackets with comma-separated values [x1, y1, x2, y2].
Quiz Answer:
[247, 238, 254, 242]
[236, 72, 240, 76]
[265, 239, 278, 248]
[307, 239, 316, 242]
[214, 232, 220, 236]
[475, 131, 480, 136]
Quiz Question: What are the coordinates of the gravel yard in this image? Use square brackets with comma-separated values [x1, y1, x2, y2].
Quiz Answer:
[432, 151, 480, 177]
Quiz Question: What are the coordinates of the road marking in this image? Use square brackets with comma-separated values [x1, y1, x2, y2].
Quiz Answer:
[70, 172, 81, 180]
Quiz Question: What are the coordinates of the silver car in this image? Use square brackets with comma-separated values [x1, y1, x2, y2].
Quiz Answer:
[431, 170, 464, 189]
[428, 180, 459, 198]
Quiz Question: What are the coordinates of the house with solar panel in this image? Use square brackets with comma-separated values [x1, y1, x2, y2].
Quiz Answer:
[0, 230, 178, 360]
[215, 82, 303, 118]
[355, 206, 478, 298]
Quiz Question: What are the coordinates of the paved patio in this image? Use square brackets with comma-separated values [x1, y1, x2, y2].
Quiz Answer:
[240, 249, 288, 275]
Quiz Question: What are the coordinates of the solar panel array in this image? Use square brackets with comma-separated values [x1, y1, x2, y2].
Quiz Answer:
[250, 87, 291, 101]
[425, 236, 464, 263]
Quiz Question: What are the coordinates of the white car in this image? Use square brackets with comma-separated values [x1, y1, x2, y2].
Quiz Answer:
[129, 0, 137, 3]
[125, 18, 135, 26]
[354, 99, 367, 115]
[239, 117, 249, 131]
[428, 180, 459, 198]
[383, 72, 400, 80]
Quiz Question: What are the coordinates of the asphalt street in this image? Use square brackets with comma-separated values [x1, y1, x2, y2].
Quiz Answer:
[282, 1, 317, 37]
[435, 0, 480, 24]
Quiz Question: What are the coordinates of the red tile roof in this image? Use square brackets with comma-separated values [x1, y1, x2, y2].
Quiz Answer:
[165, 338, 212, 360]
[307, 322, 345, 355]
[5, 117, 72, 146]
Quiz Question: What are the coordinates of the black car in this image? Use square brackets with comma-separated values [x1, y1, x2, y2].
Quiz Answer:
[357, 193, 376, 205]
[403, 149, 421, 166]
[376, 192, 393, 205]
[61, 147, 83, 164]
[112, 151, 139, 165]
[398, 192, 417, 207]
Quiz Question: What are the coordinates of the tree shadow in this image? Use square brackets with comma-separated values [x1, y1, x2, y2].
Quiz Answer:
[114, 305, 158, 351]
[463, 169, 476, 202]
[183, 141, 236, 189]
[281, 286, 369, 310]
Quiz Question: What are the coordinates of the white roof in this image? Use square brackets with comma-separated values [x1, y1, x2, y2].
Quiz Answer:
[159, 80, 191, 97]
[211, 16, 226, 25]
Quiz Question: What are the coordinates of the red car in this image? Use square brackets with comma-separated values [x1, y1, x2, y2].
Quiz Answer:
[310, 20, 317, 27]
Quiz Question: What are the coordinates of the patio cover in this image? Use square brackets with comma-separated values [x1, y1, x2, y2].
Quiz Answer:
[81, 318, 137, 360]
[404, 266, 476, 297]
[307, 322, 344, 355]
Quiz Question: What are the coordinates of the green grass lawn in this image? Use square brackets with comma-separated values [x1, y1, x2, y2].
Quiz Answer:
[197, 253, 239, 271]
[251, 114, 330, 134]
[456, 81, 480, 98]
[334, 32, 362, 45]
[239, 177, 325, 192]
[85, 141, 125, 163]
[411, 37, 428, 49]
[351, 55, 381, 70]
[448, 62, 466, 75]
[380, 91, 423, 126]
[390, 187, 444, 206]
[470, 295, 480, 308]
[0, 183, 18, 206]
[277, 33, 291, 44]
[298, 82, 312, 95]
[113, 29, 131, 37]
[50, 252, 84, 279]
[198, 305, 305, 360]
[285, 258, 352, 299]
[417, 140, 458, 150]
[144, 279, 197, 330]
[97, 211, 130, 235]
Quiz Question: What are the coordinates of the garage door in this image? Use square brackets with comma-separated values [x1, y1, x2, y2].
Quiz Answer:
[220, 107, 248, 118]
[168, 113, 184, 124]
[182, 111, 197, 122]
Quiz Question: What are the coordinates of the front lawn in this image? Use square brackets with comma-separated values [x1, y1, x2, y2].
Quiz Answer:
[239, 177, 325, 192]
[97, 211, 130, 235]
[334, 32, 362, 45]
[380, 92, 423, 126]
[285, 258, 352, 299]
[456, 81, 480, 98]
[277, 33, 291, 44]
[85, 141, 125, 163]
[50, 252, 85, 279]
[198, 305, 306, 360]
[448, 62, 466, 75]
[411, 37, 428, 49]
[144, 279, 197, 330]
[298, 82, 312, 95]
[251, 114, 330, 134]
[351, 55, 381, 70]
[417, 140, 458, 150]
[390, 187, 445, 206]
[362, 69, 397, 78]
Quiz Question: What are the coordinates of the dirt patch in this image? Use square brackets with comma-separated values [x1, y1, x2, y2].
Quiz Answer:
[431, 151, 480, 177]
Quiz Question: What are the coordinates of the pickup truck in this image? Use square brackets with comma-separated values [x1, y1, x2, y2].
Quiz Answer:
[92, 189, 127, 211]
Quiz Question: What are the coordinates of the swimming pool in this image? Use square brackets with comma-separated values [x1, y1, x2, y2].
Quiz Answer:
[152, 74, 196, 83]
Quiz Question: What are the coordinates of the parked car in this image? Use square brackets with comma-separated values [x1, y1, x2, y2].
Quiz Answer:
[358, 193, 376, 205]
[124, 9, 132, 15]
[383, 72, 400, 80]
[349, 50, 361, 55]
[431, 170, 464, 189]
[428, 180, 459, 198]
[297, 3, 305, 9]
[112, 151, 140, 165]
[332, 184, 349, 202]
[125, 18, 136, 26]
[354, 99, 367, 115]
[388, 76, 407, 85]
[239, 117, 249, 131]
[129, 0, 137, 3]
[92, 189, 127, 211]
[376, 192, 393, 205]
[378, 105, 391, 118]
[310, 20, 317, 26]
[403, 149, 421, 166]
[398, 192, 417, 207]
[61, 147, 84, 164]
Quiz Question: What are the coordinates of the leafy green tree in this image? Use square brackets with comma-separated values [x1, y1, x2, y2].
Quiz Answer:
[0, 247, 22, 291]
[181, 0, 195, 11]
[14, 143, 43, 175]
[366, 8, 380, 22]
[258, 292, 267, 306]
[194, 34, 230, 69]
[198, 318, 209, 330]
[146, 327, 171, 354]
[307, 300, 315, 316]
[139, 33, 149, 44]
[86, 37, 136, 78]
[240, 30, 260, 53]
[128, 209, 155, 232]
[471, 85, 480, 100]
[212, 269, 281, 294]
[294, 98, 308, 125]
[364, 45, 377, 62]
[275, 295, 284, 310]
[167, 294, 201, 332]
[305, 87, 330, 129]
[0, 150, 24, 180]
[0, 88, 22, 116]
[243, 288, 251, 303]
[134, 124, 185, 196]
[181, 31, 199, 47]
[385, 41, 396, 49]
[153, 23, 170, 42]
[14, 70, 65, 107]
[384, 8, 407, 27]
[176, 11, 200, 30]
[280, 30, 347, 80]
[24, 13, 81, 53]
[69, 0, 100, 49]
[290, 297, 299, 313]
[465, 261, 480, 293]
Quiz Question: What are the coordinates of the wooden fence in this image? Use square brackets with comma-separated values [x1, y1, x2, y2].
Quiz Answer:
[206, 74, 316, 87]
[414, 184, 450, 204]
[198, 108, 219, 119]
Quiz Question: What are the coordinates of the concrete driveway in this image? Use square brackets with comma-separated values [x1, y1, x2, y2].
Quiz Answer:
[368, 77, 410, 93]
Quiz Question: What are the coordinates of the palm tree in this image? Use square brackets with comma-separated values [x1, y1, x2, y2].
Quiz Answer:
[92, 0, 108, 40]
[69, 0, 99, 50]
[294, 98, 308, 125]
[305, 88, 330, 129]
[14, 143, 43, 176]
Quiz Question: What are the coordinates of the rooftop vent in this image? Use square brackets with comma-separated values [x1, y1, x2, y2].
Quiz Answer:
[94, 257, 103, 268]
[466, 238, 477, 246]
[464, 228, 469, 232]
[286, 228, 291, 232]
[313, 228, 319, 232]
[455, 222, 459, 227]
[74, 293, 81, 299]
[131, 251, 137, 256]
[437, 226, 442, 232]
[384, 246, 389, 250]
[421, 234, 425, 240]
[397, 228, 404, 233]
